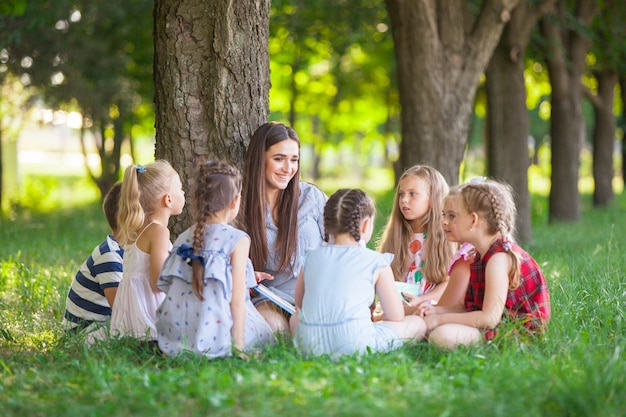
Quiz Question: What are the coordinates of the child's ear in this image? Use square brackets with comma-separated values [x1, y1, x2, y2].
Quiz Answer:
[164, 193, 173, 208]
[230, 194, 240, 209]
[361, 217, 371, 234]
[470, 212, 479, 228]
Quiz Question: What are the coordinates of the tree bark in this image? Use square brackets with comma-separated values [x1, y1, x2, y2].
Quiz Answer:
[484, 0, 555, 244]
[540, 0, 596, 222]
[619, 74, 626, 184]
[384, 0, 520, 185]
[590, 70, 617, 206]
[153, 0, 271, 236]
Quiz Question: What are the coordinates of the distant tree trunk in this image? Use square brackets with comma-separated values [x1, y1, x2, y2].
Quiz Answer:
[485, 0, 555, 244]
[153, 0, 271, 236]
[589, 70, 618, 206]
[384, 0, 520, 185]
[619, 74, 626, 184]
[540, 0, 596, 222]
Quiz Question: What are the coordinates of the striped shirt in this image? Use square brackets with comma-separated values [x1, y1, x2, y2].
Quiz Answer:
[63, 235, 124, 329]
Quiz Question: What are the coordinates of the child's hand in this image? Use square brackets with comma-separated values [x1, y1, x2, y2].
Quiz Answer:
[423, 314, 440, 331]
[255, 271, 274, 283]
[418, 303, 436, 317]
[402, 292, 421, 307]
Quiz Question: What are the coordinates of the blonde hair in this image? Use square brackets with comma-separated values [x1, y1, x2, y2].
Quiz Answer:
[191, 160, 242, 301]
[378, 165, 453, 284]
[117, 160, 177, 247]
[449, 179, 521, 289]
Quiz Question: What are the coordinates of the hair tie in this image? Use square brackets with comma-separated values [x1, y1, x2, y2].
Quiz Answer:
[176, 244, 205, 266]
[502, 239, 512, 252]
[136, 165, 147, 174]
[470, 176, 487, 183]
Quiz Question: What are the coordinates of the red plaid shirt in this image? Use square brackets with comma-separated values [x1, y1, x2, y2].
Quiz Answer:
[465, 239, 550, 339]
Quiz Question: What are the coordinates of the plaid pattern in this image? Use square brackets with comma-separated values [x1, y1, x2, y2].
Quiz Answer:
[465, 238, 550, 339]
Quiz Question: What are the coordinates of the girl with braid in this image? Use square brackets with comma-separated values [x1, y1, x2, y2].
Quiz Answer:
[421, 179, 550, 349]
[291, 189, 426, 358]
[156, 160, 274, 358]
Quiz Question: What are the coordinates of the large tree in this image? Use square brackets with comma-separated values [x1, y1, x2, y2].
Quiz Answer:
[384, 0, 520, 185]
[540, 0, 596, 222]
[484, 0, 555, 243]
[153, 0, 271, 236]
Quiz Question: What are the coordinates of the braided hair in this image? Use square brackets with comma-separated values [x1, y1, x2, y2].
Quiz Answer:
[323, 189, 375, 244]
[454, 179, 522, 289]
[191, 159, 242, 300]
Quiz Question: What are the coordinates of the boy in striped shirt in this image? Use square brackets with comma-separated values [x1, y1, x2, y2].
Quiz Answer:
[63, 182, 123, 343]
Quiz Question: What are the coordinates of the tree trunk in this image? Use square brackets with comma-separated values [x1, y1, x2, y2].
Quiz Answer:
[484, 0, 555, 244]
[153, 0, 271, 236]
[591, 70, 617, 206]
[384, 0, 520, 186]
[619, 74, 626, 184]
[540, 0, 596, 222]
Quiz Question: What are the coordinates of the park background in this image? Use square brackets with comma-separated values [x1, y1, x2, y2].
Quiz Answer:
[1, 1, 626, 416]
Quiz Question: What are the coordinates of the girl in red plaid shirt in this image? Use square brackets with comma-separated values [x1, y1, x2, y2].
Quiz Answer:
[419, 178, 550, 349]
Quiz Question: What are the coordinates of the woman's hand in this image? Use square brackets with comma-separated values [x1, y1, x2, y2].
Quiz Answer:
[254, 271, 274, 284]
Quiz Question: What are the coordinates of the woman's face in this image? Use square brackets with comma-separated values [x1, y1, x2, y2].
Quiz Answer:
[264, 138, 299, 192]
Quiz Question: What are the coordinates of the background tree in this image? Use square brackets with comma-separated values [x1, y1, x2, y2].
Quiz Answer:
[153, 0, 271, 236]
[539, 0, 597, 222]
[584, 0, 625, 207]
[484, 0, 555, 243]
[0, 0, 154, 199]
[384, 0, 521, 185]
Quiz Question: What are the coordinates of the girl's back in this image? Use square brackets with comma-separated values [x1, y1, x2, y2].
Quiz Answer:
[157, 224, 273, 357]
[296, 245, 400, 356]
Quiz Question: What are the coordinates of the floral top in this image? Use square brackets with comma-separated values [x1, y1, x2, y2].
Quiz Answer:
[403, 232, 435, 296]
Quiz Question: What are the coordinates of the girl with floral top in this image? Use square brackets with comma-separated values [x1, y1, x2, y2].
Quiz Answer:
[378, 165, 455, 313]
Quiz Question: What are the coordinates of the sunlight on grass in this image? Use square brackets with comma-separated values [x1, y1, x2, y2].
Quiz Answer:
[1, 167, 625, 417]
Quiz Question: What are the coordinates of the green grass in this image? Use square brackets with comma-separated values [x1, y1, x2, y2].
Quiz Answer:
[1, 175, 625, 417]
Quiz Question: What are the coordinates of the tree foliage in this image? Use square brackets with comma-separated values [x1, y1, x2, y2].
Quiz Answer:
[0, 0, 154, 198]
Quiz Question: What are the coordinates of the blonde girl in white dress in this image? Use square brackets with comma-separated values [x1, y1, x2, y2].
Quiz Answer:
[110, 160, 185, 342]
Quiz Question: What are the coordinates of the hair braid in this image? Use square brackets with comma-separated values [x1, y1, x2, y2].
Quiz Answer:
[191, 159, 242, 300]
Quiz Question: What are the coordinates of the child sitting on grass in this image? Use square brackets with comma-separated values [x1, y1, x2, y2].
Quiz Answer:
[421, 179, 550, 349]
[63, 182, 123, 344]
[156, 160, 275, 358]
[291, 188, 426, 358]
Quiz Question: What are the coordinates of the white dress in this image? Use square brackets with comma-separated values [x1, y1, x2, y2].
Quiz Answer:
[110, 222, 167, 340]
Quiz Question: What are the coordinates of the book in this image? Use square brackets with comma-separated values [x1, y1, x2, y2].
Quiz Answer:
[254, 283, 296, 315]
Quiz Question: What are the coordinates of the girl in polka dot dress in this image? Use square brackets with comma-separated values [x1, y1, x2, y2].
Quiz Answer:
[156, 160, 275, 358]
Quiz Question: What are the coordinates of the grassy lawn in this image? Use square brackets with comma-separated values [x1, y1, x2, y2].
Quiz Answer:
[1, 175, 625, 417]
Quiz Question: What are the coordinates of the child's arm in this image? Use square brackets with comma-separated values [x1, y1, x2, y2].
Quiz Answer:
[230, 236, 250, 353]
[437, 257, 471, 307]
[375, 265, 404, 322]
[103, 288, 118, 309]
[402, 280, 448, 315]
[423, 253, 510, 331]
[294, 269, 305, 310]
[145, 223, 172, 292]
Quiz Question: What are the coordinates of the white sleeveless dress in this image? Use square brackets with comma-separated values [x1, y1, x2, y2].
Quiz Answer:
[111, 222, 168, 340]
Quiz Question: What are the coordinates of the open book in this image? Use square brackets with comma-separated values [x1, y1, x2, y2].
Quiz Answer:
[254, 283, 296, 315]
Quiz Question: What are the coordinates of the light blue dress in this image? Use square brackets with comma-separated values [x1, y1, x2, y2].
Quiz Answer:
[156, 224, 275, 358]
[255, 181, 326, 305]
[294, 245, 403, 358]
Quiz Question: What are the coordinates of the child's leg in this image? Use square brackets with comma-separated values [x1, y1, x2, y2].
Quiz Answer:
[383, 315, 427, 342]
[428, 324, 481, 349]
[289, 311, 299, 336]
